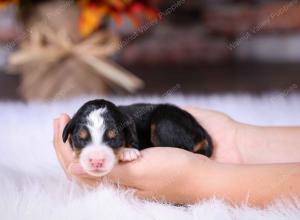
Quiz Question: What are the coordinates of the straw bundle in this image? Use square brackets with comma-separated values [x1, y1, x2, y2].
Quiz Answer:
[8, 1, 143, 100]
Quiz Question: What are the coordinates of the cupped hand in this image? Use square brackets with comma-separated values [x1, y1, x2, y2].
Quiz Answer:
[183, 107, 243, 163]
[53, 107, 242, 203]
[53, 108, 300, 205]
[53, 114, 213, 203]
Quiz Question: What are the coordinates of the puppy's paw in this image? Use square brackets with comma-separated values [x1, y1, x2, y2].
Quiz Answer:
[119, 148, 141, 162]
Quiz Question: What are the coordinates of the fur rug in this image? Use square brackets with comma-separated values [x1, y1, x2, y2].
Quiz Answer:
[1, 94, 300, 220]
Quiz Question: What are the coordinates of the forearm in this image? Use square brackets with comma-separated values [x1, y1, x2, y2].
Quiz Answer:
[195, 159, 300, 207]
[237, 124, 300, 163]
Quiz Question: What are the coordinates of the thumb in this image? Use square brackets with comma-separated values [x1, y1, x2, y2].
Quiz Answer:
[68, 159, 143, 189]
[106, 162, 142, 188]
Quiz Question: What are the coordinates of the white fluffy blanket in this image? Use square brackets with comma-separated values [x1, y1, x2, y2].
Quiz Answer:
[1, 94, 300, 220]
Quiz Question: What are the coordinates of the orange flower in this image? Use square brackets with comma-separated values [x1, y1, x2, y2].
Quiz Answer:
[79, 3, 110, 37]
[0, 0, 18, 9]
[0, 0, 158, 37]
[78, 0, 158, 36]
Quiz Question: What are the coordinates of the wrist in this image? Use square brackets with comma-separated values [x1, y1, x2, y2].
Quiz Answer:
[186, 155, 219, 203]
[190, 158, 245, 205]
[235, 123, 266, 164]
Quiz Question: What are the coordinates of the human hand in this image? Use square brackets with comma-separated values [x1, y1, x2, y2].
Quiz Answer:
[53, 108, 300, 206]
[183, 107, 243, 163]
[53, 114, 214, 204]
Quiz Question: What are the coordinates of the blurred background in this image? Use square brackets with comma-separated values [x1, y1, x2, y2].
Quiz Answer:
[0, 0, 299, 101]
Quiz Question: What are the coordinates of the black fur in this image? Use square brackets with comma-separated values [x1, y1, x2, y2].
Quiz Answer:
[63, 99, 213, 157]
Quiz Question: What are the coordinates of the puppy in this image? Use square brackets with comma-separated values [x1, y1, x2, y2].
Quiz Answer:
[63, 99, 213, 176]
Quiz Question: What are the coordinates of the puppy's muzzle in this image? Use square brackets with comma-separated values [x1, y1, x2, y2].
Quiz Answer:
[79, 145, 116, 177]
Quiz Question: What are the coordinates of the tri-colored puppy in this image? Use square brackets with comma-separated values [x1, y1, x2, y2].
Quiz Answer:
[63, 99, 213, 176]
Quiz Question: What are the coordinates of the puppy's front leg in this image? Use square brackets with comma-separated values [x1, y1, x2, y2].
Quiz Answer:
[118, 148, 141, 162]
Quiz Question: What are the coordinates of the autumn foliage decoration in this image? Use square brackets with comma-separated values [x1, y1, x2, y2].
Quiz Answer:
[79, 0, 159, 36]
[0, 0, 159, 36]
[0, 0, 18, 9]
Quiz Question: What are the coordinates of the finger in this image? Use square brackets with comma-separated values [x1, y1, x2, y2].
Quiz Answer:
[66, 152, 144, 186]
[106, 148, 171, 188]
[181, 106, 197, 112]
[53, 118, 65, 167]
[53, 114, 76, 178]
[53, 118, 59, 143]
[53, 117, 72, 179]
[68, 161, 140, 188]
[57, 114, 75, 165]
[68, 163, 135, 189]
[105, 157, 148, 189]
[68, 162, 116, 184]
[68, 162, 88, 176]
[68, 162, 99, 179]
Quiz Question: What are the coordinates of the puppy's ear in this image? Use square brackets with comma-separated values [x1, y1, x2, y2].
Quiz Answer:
[62, 119, 75, 143]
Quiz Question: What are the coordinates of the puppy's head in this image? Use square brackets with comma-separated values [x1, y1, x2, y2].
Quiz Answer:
[62, 99, 137, 177]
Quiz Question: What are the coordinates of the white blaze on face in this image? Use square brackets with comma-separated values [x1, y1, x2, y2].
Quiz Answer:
[87, 108, 106, 144]
[79, 107, 116, 177]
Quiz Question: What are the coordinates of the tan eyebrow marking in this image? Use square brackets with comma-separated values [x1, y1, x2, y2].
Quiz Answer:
[79, 129, 88, 140]
[107, 129, 117, 139]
